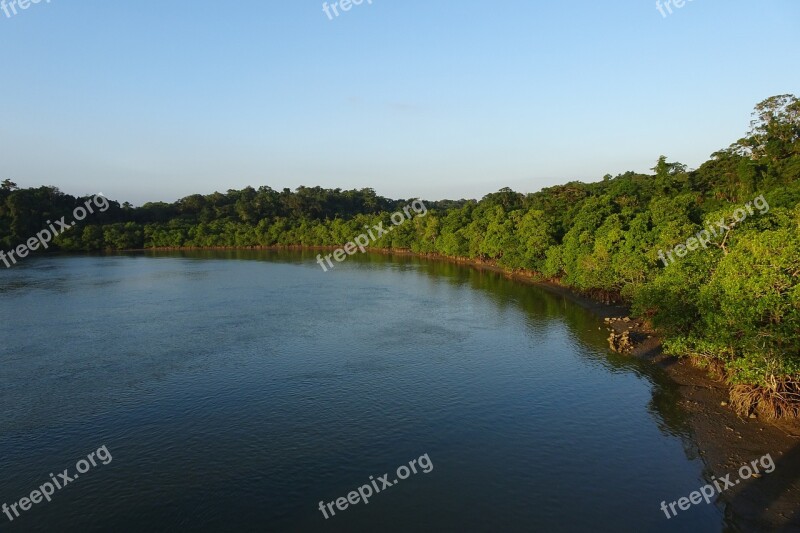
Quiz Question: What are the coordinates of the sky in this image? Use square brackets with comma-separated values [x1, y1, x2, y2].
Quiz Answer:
[0, 0, 798, 206]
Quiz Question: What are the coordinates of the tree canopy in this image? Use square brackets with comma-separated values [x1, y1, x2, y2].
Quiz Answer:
[3, 95, 799, 416]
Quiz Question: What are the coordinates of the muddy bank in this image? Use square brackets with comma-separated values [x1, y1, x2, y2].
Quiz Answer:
[499, 275, 800, 531]
[532, 279, 800, 531]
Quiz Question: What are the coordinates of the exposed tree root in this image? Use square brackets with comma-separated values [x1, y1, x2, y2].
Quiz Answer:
[729, 377, 800, 419]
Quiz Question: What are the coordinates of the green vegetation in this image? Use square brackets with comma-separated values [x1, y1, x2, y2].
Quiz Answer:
[2, 95, 799, 417]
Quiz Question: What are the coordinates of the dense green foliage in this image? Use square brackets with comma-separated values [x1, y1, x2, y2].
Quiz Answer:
[2, 95, 799, 411]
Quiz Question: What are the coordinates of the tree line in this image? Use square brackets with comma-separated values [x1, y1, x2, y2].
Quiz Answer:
[2, 94, 798, 417]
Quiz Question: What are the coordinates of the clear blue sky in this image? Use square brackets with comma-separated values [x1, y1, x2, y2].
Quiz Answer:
[1, 0, 798, 205]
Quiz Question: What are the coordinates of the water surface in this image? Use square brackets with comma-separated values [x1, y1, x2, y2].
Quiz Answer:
[0, 252, 722, 531]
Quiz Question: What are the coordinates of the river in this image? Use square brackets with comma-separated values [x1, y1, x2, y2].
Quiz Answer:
[0, 251, 723, 531]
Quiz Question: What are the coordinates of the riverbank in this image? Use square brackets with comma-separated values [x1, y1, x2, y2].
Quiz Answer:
[529, 278, 800, 531]
[378, 250, 800, 531]
[137, 245, 800, 530]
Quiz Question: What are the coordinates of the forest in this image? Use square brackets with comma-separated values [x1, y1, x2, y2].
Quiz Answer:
[2, 94, 799, 417]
